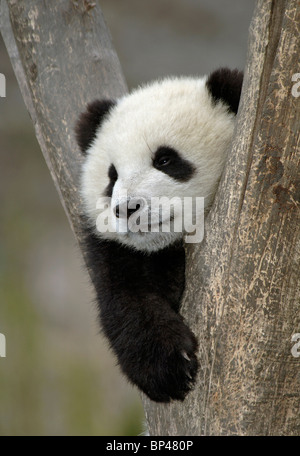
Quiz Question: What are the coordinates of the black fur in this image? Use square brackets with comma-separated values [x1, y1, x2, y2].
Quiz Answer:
[206, 67, 243, 114]
[75, 99, 115, 154]
[104, 164, 118, 198]
[153, 146, 196, 182]
[82, 223, 198, 402]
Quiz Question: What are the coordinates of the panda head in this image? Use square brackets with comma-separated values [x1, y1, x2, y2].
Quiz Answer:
[76, 68, 243, 253]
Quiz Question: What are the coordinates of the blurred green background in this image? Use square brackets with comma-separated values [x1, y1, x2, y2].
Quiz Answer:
[0, 0, 254, 436]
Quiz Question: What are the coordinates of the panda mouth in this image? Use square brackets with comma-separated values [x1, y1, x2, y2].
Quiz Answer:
[126, 214, 175, 233]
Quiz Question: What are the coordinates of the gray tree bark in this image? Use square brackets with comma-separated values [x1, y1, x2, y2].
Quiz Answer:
[1, 0, 299, 436]
[0, 0, 127, 244]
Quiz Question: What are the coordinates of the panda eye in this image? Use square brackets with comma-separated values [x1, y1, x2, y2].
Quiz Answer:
[156, 156, 172, 167]
[104, 164, 118, 197]
[153, 146, 196, 182]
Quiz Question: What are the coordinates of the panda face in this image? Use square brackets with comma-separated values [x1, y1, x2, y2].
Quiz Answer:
[79, 74, 239, 252]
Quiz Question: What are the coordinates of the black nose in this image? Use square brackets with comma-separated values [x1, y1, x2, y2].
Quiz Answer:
[114, 199, 142, 219]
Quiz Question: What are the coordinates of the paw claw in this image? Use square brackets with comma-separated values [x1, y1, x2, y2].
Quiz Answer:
[182, 350, 191, 361]
[125, 319, 199, 402]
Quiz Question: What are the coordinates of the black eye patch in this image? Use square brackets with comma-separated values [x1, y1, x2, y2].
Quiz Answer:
[104, 164, 118, 197]
[153, 146, 196, 182]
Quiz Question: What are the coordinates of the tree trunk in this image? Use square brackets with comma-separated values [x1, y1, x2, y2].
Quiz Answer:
[1, 0, 299, 436]
[144, 0, 300, 436]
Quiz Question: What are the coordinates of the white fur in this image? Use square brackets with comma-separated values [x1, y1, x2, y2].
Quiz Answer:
[81, 76, 235, 252]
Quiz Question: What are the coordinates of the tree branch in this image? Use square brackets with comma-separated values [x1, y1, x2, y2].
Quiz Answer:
[0, 0, 127, 243]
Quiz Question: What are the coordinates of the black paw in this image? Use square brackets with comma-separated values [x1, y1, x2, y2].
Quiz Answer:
[123, 317, 199, 402]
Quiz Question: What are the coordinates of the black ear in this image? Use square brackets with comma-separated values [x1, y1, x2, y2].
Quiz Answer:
[206, 68, 243, 115]
[75, 99, 116, 154]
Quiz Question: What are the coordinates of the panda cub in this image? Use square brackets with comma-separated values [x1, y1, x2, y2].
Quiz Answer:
[76, 68, 243, 403]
